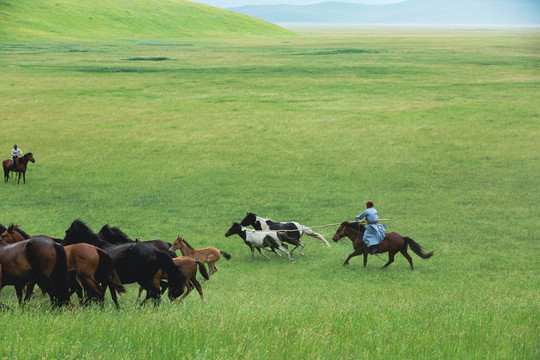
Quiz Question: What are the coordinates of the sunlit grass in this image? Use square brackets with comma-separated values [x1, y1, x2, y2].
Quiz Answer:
[0, 28, 538, 359]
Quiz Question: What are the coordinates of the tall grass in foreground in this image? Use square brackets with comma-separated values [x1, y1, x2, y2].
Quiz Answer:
[0, 28, 538, 358]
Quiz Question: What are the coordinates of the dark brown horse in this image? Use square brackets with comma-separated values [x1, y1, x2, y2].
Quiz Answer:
[1, 225, 126, 308]
[0, 236, 70, 309]
[332, 221, 434, 269]
[3, 152, 35, 184]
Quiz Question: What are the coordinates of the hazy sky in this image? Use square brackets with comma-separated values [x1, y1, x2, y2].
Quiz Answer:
[194, 0, 405, 8]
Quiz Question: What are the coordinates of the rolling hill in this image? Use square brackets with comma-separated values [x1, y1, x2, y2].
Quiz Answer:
[228, 0, 540, 25]
[0, 0, 293, 42]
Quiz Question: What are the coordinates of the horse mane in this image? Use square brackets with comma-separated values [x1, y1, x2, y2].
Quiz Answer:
[181, 238, 194, 250]
[9, 224, 31, 239]
[64, 219, 101, 245]
[98, 224, 134, 244]
[0, 223, 7, 233]
[344, 221, 365, 231]
[22, 152, 32, 159]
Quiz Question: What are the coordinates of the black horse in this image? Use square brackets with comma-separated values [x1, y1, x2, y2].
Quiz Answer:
[98, 224, 176, 258]
[62, 220, 186, 305]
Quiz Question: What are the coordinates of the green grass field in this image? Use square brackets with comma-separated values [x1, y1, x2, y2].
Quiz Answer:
[0, 26, 538, 359]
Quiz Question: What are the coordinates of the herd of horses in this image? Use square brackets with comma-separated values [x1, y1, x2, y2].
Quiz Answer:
[0, 212, 433, 310]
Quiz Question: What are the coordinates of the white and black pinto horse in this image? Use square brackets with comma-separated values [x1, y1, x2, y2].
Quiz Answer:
[240, 213, 330, 256]
[225, 223, 293, 261]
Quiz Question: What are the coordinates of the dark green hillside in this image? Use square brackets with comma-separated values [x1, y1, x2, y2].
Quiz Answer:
[0, 0, 293, 42]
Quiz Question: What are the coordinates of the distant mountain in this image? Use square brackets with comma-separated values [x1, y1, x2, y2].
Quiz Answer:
[228, 0, 540, 25]
[0, 0, 293, 42]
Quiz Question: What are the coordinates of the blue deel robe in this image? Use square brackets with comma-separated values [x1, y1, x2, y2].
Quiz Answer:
[355, 207, 386, 247]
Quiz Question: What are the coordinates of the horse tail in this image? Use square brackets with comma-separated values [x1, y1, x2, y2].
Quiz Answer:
[196, 260, 210, 281]
[50, 243, 70, 306]
[96, 249, 126, 294]
[156, 250, 186, 291]
[220, 251, 232, 260]
[28, 242, 70, 307]
[404, 237, 434, 259]
[304, 228, 331, 248]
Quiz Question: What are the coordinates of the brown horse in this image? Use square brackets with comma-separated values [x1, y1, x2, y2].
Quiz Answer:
[171, 236, 231, 276]
[332, 221, 434, 269]
[0, 236, 70, 309]
[139, 256, 209, 303]
[3, 152, 35, 184]
[1, 225, 126, 308]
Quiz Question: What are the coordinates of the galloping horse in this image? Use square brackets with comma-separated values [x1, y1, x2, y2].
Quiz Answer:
[171, 236, 231, 276]
[240, 213, 330, 255]
[332, 221, 434, 269]
[98, 224, 177, 258]
[1, 225, 125, 308]
[63, 220, 186, 305]
[0, 236, 70, 309]
[3, 152, 35, 184]
[225, 222, 293, 261]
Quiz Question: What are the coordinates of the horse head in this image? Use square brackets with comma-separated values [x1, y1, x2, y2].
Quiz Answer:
[171, 236, 183, 251]
[26, 153, 35, 163]
[332, 222, 348, 242]
[225, 222, 242, 237]
[63, 219, 100, 246]
[98, 224, 133, 244]
[332, 221, 364, 242]
[240, 213, 257, 227]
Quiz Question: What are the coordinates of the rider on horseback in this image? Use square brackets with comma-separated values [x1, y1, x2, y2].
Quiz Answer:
[11, 144, 22, 171]
[355, 200, 386, 254]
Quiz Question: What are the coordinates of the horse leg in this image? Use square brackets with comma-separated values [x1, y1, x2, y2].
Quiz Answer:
[137, 286, 144, 302]
[343, 248, 363, 266]
[23, 281, 37, 302]
[363, 243, 368, 268]
[381, 251, 396, 269]
[108, 285, 121, 309]
[277, 245, 293, 261]
[15, 284, 24, 305]
[140, 276, 161, 306]
[191, 278, 206, 302]
[255, 247, 270, 259]
[262, 246, 281, 256]
[81, 275, 104, 306]
[23, 171, 26, 184]
[298, 241, 306, 256]
[207, 262, 216, 277]
[160, 280, 169, 295]
[400, 249, 414, 270]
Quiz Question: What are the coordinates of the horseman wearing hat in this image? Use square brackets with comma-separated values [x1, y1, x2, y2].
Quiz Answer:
[11, 144, 22, 171]
[355, 200, 386, 254]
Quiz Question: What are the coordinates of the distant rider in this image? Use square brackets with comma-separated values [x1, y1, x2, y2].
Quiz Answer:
[355, 200, 386, 254]
[11, 144, 22, 171]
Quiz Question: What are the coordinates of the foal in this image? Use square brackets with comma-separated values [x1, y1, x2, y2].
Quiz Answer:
[171, 236, 231, 276]
[225, 223, 293, 261]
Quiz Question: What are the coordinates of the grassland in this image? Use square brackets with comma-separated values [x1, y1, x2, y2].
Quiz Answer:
[0, 0, 292, 41]
[0, 27, 538, 359]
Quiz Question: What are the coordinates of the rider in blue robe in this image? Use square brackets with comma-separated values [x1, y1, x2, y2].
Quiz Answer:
[355, 200, 386, 254]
